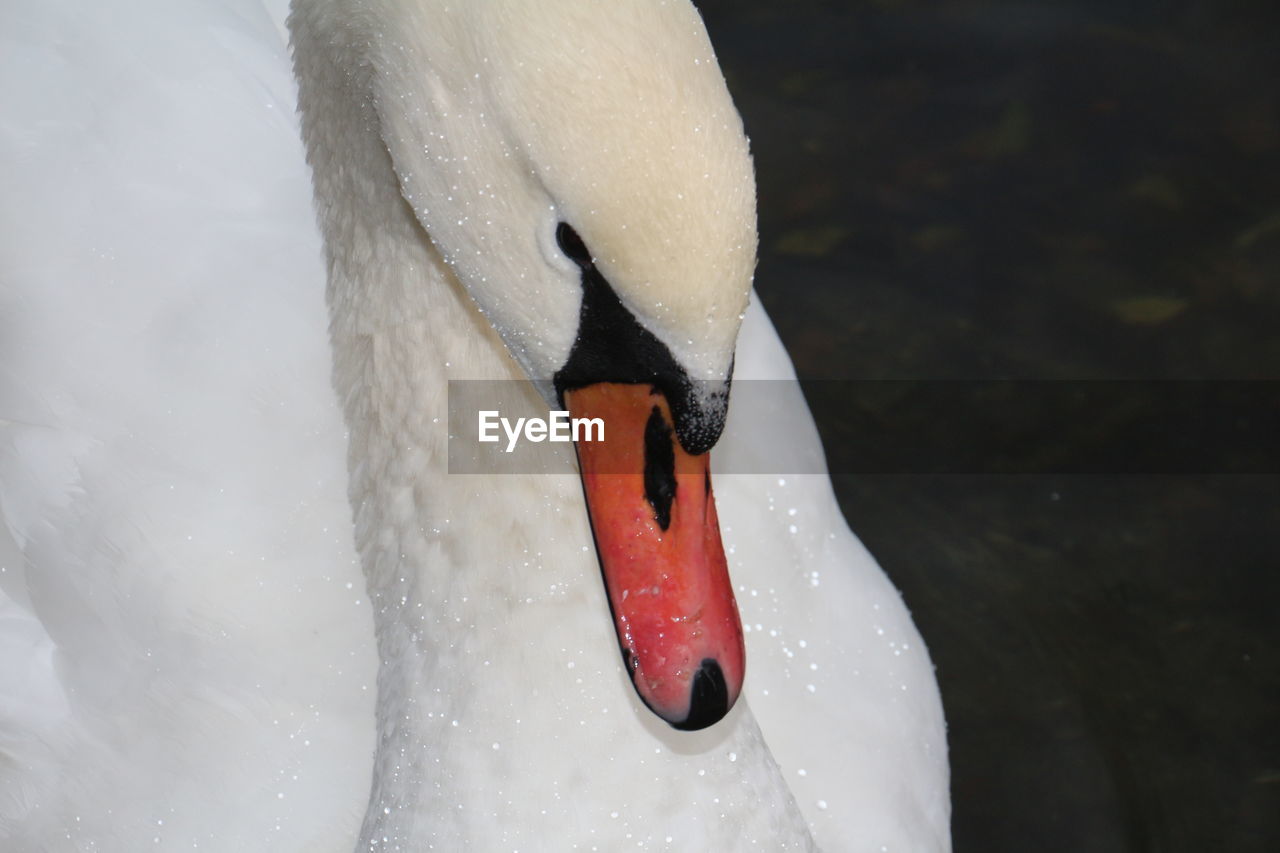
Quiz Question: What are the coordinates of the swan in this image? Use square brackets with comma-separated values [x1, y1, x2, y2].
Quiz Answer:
[0, 0, 950, 849]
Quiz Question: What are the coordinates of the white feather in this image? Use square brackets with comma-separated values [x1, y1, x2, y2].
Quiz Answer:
[0, 1, 949, 850]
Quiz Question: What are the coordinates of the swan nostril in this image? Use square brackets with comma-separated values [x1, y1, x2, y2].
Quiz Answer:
[672, 659, 731, 731]
[643, 405, 677, 531]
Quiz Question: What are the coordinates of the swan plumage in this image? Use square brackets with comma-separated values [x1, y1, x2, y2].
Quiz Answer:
[0, 0, 949, 849]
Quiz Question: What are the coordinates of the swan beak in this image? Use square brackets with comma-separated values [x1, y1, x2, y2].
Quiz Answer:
[565, 382, 745, 730]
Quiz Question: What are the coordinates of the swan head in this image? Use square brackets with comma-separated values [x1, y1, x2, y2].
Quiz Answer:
[313, 0, 755, 730]
[375, 0, 756, 448]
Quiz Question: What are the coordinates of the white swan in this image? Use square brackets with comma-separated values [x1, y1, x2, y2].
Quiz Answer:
[0, 0, 949, 850]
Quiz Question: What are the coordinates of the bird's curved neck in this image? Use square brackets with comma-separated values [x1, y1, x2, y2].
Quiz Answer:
[292, 10, 560, 840]
[289, 5, 814, 847]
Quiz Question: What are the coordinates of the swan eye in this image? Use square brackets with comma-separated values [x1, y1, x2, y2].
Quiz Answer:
[556, 222, 592, 268]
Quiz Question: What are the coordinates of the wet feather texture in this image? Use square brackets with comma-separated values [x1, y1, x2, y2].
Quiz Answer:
[0, 1, 949, 850]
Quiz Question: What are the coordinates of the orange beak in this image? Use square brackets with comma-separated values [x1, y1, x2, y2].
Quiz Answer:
[565, 383, 744, 730]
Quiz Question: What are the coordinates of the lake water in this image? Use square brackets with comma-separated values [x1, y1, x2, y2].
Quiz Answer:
[698, 1, 1280, 850]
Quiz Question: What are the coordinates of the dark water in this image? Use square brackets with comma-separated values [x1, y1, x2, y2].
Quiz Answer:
[697, 2, 1280, 850]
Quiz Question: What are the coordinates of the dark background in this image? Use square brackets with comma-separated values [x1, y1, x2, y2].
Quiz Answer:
[696, 2, 1280, 850]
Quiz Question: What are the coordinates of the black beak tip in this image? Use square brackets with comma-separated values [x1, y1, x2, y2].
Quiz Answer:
[670, 658, 732, 731]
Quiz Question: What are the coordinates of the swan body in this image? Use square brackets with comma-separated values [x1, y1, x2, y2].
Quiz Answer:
[0, 0, 950, 850]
